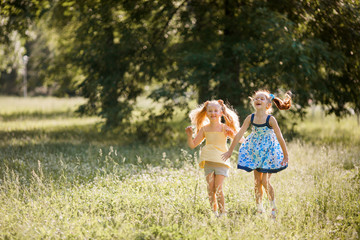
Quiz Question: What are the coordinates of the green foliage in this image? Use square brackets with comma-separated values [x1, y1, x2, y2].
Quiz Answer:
[47, 0, 149, 127]
[0, 0, 49, 44]
[0, 0, 359, 131]
[0, 0, 79, 96]
[113, 0, 360, 124]
[303, 0, 360, 116]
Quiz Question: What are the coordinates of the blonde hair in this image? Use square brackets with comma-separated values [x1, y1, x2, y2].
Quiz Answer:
[251, 90, 292, 114]
[189, 100, 240, 133]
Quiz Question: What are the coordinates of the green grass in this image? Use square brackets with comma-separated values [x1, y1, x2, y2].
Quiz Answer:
[294, 106, 360, 146]
[0, 97, 359, 239]
[0, 96, 86, 114]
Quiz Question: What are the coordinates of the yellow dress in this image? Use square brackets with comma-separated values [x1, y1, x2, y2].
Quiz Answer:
[199, 126, 231, 168]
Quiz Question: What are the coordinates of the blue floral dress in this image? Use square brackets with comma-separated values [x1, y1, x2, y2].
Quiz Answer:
[237, 114, 288, 173]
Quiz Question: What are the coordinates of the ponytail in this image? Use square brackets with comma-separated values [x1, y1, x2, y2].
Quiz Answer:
[217, 100, 240, 132]
[189, 101, 209, 133]
[273, 91, 292, 110]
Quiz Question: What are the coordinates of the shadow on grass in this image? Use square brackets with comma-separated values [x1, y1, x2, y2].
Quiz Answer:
[0, 123, 196, 184]
[0, 123, 118, 144]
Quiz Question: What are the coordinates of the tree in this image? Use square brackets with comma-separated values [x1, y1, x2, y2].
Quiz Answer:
[47, 0, 151, 127]
[303, 0, 360, 116]
[0, 0, 45, 95]
[2, 0, 359, 133]
[142, 0, 360, 118]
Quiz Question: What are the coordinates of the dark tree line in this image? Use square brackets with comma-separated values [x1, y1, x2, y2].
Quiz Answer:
[1, 0, 359, 131]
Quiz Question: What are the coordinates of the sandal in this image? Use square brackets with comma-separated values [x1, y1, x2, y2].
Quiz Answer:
[212, 210, 219, 217]
[270, 208, 277, 219]
[257, 207, 265, 214]
[218, 212, 227, 218]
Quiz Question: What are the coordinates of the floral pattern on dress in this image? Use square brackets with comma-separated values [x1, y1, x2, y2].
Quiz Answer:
[237, 115, 288, 173]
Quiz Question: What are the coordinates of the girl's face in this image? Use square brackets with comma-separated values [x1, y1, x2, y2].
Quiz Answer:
[253, 93, 271, 111]
[206, 103, 222, 121]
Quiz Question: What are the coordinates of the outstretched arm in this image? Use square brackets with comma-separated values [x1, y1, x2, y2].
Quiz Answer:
[185, 126, 205, 149]
[221, 115, 251, 160]
[269, 116, 289, 165]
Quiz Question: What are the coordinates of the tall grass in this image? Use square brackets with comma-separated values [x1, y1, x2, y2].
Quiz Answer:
[0, 97, 359, 239]
[294, 106, 360, 146]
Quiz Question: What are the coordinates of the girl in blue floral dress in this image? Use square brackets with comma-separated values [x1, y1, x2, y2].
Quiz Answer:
[222, 90, 291, 218]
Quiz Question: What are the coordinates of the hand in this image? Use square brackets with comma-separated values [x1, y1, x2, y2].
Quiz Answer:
[185, 126, 193, 137]
[225, 128, 234, 137]
[222, 151, 232, 161]
[281, 155, 289, 166]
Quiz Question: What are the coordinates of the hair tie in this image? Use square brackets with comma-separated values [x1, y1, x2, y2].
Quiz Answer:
[269, 94, 275, 101]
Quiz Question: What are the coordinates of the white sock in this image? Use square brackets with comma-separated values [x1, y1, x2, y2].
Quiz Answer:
[270, 200, 276, 209]
[257, 202, 264, 211]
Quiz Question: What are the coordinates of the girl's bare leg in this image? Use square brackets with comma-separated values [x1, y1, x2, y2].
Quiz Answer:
[206, 172, 217, 211]
[214, 174, 226, 213]
[261, 173, 274, 201]
[262, 173, 277, 217]
[254, 170, 263, 204]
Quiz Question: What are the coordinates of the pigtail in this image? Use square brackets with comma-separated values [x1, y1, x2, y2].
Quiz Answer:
[273, 91, 292, 110]
[189, 101, 209, 133]
[218, 100, 240, 132]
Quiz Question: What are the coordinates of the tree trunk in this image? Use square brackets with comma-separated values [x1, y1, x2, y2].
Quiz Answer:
[217, 0, 241, 106]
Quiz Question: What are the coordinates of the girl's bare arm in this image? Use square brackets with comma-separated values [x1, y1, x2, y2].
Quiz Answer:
[269, 116, 289, 165]
[185, 126, 205, 149]
[222, 115, 251, 160]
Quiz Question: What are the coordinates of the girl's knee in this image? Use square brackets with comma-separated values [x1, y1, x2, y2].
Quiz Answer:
[215, 190, 224, 197]
[261, 179, 271, 189]
[214, 184, 223, 193]
[254, 179, 262, 187]
[208, 185, 216, 192]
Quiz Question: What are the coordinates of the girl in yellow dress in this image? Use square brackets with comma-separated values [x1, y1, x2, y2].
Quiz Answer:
[185, 100, 242, 217]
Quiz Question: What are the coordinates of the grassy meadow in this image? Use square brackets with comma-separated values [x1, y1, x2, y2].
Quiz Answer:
[0, 96, 359, 239]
